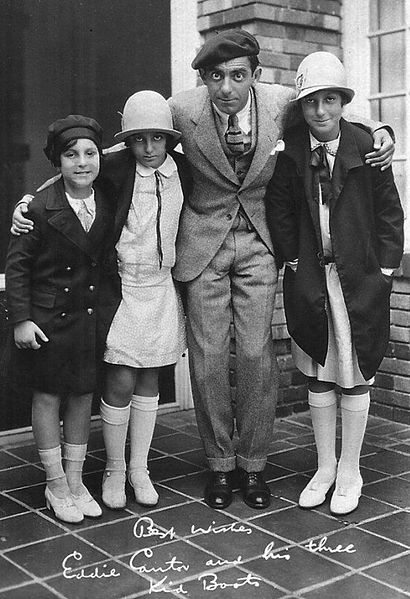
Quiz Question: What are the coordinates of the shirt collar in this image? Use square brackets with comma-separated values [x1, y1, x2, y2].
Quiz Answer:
[212, 92, 252, 134]
[65, 189, 95, 212]
[309, 131, 340, 156]
[135, 153, 177, 178]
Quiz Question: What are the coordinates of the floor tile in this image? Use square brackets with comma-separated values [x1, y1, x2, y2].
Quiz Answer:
[249, 545, 349, 593]
[389, 443, 410, 455]
[152, 423, 177, 438]
[361, 511, 410, 547]
[0, 556, 32, 588]
[0, 512, 62, 550]
[0, 493, 28, 518]
[267, 448, 318, 473]
[301, 528, 405, 569]
[361, 467, 388, 484]
[252, 505, 343, 543]
[360, 450, 410, 475]
[267, 473, 311, 503]
[151, 432, 203, 454]
[5, 534, 108, 577]
[364, 477, 410, 509]
[369, 422, 410, 436]
[78, 515, 163, 555]
[315, 494, 396, 523]
[47, 560, 148, 599]
[0, 583, 60, 598]
[181, 566, 284, 599]
[394, 429, 410, 442]
[148, 456, 203, 481]
[174, 448, 207, 468]
[267, 440, 296, 453]
[5, 444, 41, 464]
[7, 483, 46, 510]
[264, 462, 295, 481]
[0, 465, 44, 492]
[304, 572, 409, 599]
[0, 451, 26, 469]
[364, 433, 399, 449]
[364, 553, 410, 593]
[159, 470, 209, 499]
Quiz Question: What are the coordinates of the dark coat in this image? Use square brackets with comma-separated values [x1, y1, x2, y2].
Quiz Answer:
[5, 179, 115, 394]
[265, 119, 404, 380]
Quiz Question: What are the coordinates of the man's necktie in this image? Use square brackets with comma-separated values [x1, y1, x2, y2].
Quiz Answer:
[154, 171, 164, 269]
[225, 114, 244, 155]
[310, 145, 332, 205]
[77, 199, 94, 232]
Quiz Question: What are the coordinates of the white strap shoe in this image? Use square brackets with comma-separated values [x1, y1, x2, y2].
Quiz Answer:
[45, 486, 84, 524]
[128, 468, 159, 506]
[330, 475, 363, 515]
[102, 470, 126, 510]
[72, 488, 102, 518]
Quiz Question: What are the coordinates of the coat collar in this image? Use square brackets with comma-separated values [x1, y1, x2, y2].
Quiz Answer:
[45, 178, 109, 260]
[191, 83, 280, 188]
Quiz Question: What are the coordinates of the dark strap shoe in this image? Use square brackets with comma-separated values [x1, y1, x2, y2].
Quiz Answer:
[204, 471, 233, 509]
[239, 469, 271, 509]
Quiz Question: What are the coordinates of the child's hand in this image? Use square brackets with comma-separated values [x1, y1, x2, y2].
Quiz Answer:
[11, 198, 34, 236]
[14, 321, 49, 349]
[365, 128, 394, 171]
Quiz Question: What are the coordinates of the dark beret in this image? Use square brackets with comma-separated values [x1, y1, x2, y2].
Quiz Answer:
[191, 29, 260, 70]
[44, 114, 103, 167]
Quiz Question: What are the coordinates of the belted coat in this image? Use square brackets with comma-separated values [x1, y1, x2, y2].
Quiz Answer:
[5, 178, 115, 394]
[265, 119, 404, 380]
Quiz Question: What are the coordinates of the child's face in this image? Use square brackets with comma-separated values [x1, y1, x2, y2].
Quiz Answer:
[301, 90, 344, 141]
[127, 131, 167, 169]
[60, 139, 100, 197]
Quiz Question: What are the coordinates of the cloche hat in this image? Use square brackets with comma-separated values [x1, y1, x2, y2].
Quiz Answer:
[114, 91, 181, 143]
[294, 52, 355, 103]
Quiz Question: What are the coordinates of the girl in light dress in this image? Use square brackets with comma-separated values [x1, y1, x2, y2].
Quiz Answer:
[100, 91, 189, 509]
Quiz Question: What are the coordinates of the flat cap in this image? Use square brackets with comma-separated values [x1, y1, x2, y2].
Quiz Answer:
[191, 29, 260, 70]
[44, 114, 103, 166]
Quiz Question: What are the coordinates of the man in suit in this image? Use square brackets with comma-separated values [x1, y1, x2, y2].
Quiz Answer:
[169, 29, 394, 510]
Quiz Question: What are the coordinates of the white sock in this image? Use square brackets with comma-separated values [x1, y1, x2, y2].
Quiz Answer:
[308, 389, 338, 482]
[100, 399, 130, 473]
[38, 445, 69, 497]
[63, 442, 88, 497]
[338, 392, 370, 483]
[128, 394, 158, 474]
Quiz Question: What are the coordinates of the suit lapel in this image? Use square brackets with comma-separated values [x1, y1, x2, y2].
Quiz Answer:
[46, 179, 107, 259]
[193, 94, 239, 185]
[241, 84, 280, 190]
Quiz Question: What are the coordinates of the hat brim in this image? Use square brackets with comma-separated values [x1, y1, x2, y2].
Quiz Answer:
[114, 127, 181, 143]
[293, 85, 355, 103]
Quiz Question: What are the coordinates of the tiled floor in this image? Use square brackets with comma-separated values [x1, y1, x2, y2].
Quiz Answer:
[0, 409, 409, 599]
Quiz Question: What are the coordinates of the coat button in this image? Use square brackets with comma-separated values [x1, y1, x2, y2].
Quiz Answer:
[87, 308, 94, 315]
[64, 287, 70, 293]
[66, 266, 72, 271]
[60, 312, 67, 318]
[91, 262, 97, 268]
[89, 285, 95, 292]
[226, 214, 233, 220]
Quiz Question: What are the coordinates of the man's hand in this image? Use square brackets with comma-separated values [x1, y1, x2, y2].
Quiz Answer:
[11, 201, 34, 236]
[365, 128, 394, 171]
[14, 321, 49, 350]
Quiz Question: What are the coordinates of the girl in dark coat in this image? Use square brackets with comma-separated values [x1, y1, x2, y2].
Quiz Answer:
[266, 52, 404, 515]
[6, 115, 113, 524]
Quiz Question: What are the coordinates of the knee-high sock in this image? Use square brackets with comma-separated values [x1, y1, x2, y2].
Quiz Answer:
[129, 394, 159, 473]
[100, 399, 130, 473]
[63, 442, 88, 496]
[308, 389, 338, 482]
[338, 392, 370, 481]
[38, 445, 65, 482]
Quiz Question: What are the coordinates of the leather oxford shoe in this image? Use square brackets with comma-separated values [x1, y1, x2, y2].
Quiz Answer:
[204, 471, 233, 509]
[239, 469, 271, 509]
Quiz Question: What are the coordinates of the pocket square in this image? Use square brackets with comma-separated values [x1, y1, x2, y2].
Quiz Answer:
[173, 143, 184, 154]
[270, 139, 285, 155]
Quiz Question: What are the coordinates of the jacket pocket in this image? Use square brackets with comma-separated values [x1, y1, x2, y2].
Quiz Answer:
[31, 290, 57, 308]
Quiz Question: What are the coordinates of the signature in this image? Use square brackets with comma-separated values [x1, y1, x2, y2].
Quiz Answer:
[133, 517, 176, 541]
[262, 541, 291, 561]
[199, 572, 262, 591]
[149, 577, 187, 594]
[130, 547, 189, 574]
[305, 536, 356, 553]
[191, 521, 253, 535]
[62, 551, 121, 579]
